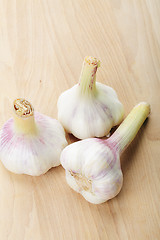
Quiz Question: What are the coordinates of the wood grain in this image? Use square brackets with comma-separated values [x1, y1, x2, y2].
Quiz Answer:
[0, 0, 160, 239]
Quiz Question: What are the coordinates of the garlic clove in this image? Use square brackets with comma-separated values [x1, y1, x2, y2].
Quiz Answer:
[57, 56, 124, 139]
[0, 98, 68, 176]
[60, 102, 150, 204]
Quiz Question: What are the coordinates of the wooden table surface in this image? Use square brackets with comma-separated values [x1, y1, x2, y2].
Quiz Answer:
[0, 1, 160, 239]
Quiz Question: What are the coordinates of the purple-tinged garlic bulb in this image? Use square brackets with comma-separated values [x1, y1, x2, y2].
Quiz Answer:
[57, 56, 124, 139]
[60, 102, 150, 204]
[0, 98, 68, 176]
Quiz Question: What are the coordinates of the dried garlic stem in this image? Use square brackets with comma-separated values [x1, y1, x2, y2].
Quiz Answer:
[79, 56, 100, 96]
[110, 102, 150, 152]
[13, 98, 37, 135]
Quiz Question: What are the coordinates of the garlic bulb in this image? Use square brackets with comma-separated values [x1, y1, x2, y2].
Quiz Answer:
[57, 56, 124, 139]
[60, 102, 150, 204]
[0, 99, 68, 176]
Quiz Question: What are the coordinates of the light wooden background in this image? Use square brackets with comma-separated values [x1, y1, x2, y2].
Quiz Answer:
[0, 0, 159, 239]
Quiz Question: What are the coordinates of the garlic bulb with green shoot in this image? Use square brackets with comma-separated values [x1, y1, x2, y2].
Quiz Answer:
[60, 102, 150, 204]
[0, 98, 68, 176]
[57, 56, 124, 139]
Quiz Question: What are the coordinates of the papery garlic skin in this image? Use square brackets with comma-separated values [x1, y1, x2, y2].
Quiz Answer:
[0, 99, 68, 176]
[58, 56, 124, 139]
[60, 102, 150, 204]
[61, 139, 123, 204]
